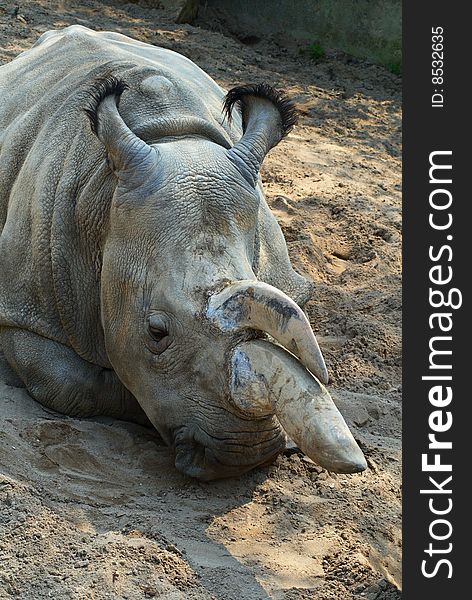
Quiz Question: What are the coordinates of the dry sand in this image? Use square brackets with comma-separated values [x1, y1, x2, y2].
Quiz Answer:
[0, 2, 402, 598]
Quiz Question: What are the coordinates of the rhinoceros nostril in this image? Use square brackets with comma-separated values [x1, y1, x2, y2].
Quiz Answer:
[174, 437, 214, 480]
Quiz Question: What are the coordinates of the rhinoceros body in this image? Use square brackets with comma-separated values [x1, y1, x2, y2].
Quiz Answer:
[0, 26, 366, 480]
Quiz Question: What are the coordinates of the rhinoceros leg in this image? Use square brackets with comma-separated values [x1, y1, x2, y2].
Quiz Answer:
[0, 328, 149, 425]
[0, 348, 25, 388]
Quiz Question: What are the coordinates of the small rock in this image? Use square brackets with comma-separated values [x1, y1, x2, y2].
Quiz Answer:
[367, 406, 380, 420]
[272, 195, 295, 214]
[365, 583, 381, 600]
[353, 408, 370, 427]
[166, 543, 183, 557]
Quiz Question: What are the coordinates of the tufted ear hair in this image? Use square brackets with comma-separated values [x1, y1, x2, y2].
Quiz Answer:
[223, 83, 298, 186]
[84, 74, 157, 177]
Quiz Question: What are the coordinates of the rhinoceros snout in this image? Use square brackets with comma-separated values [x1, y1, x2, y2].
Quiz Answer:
[172, 423, 285, 481]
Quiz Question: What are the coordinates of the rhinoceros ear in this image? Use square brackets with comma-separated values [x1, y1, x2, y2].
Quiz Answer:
[223, 83, 298, 186]
[84, 75, 157, 177]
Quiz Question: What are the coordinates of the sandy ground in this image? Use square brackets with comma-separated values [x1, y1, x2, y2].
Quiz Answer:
[0, 2, 402, 599]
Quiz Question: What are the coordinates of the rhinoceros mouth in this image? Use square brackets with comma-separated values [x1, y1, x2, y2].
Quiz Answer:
[173, 424, 285, 481]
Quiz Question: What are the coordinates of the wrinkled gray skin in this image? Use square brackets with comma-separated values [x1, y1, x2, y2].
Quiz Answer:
[0, 26, 365, 480]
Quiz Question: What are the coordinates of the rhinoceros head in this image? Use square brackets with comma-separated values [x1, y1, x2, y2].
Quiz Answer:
[84, 76, 366, 480]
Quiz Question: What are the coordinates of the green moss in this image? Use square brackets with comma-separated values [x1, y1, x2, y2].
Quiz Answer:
[385, 60, 402, 75]
[306, 42, 325, 61]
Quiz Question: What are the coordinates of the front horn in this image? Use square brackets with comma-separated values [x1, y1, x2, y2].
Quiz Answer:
[207, 280, 328, 384]
[231, 340, 367, 473]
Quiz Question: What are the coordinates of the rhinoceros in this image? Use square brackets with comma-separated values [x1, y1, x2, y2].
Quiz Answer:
[0, 26, 366, 480]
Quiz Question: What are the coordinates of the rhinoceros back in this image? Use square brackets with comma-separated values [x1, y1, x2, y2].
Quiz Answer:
[0, 26, 238, 366]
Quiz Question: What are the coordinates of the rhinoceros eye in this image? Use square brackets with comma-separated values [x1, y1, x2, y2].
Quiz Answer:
[148, 314, 171, 354]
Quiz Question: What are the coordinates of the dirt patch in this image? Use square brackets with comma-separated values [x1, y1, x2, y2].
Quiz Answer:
[0, 1, 401, 598]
